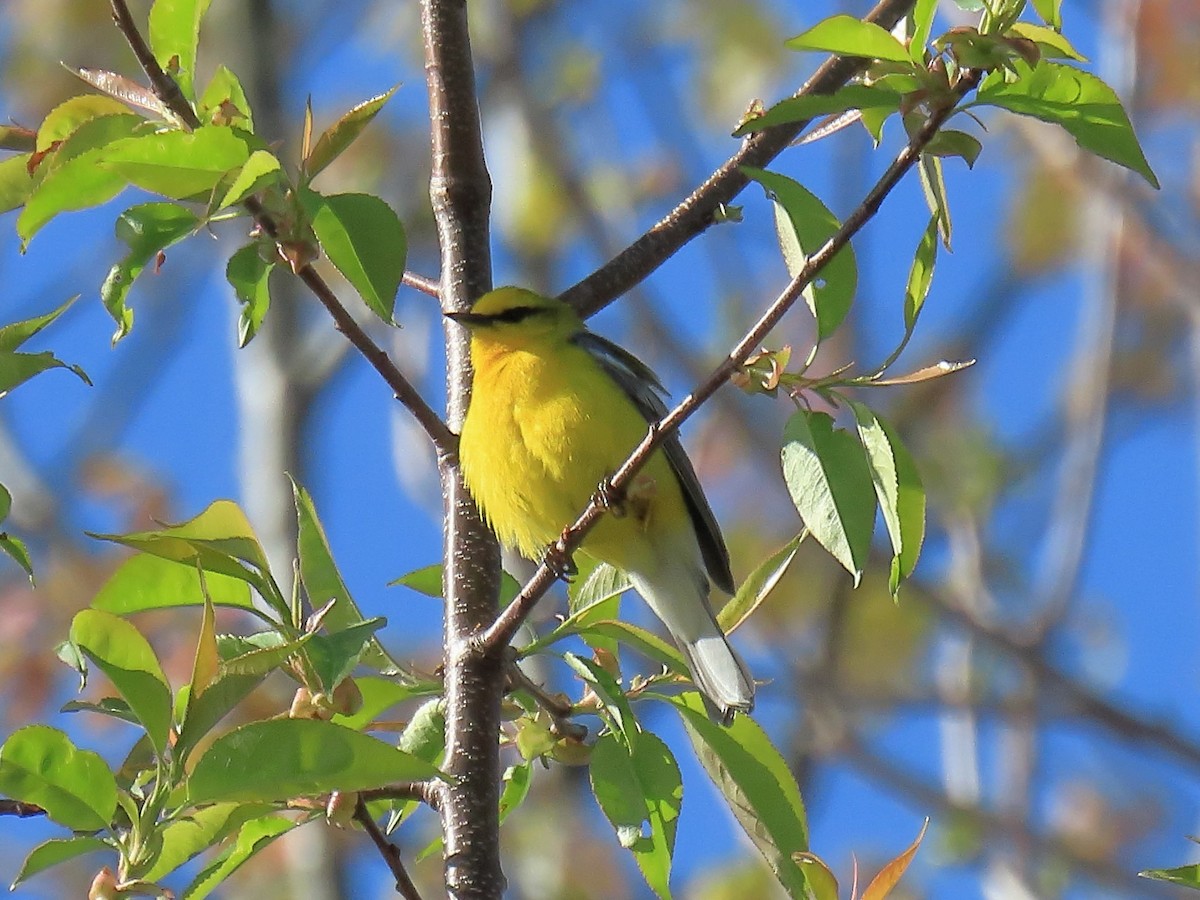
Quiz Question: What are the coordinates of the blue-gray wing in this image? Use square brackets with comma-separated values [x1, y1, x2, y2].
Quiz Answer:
[572, 330, 735, 594]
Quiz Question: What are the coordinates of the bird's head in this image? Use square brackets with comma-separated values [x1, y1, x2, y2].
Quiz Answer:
[445, 287, 582, 348]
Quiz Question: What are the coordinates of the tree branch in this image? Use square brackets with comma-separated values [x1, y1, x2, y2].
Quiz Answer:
[354, 798, 425, 900]
[480, 69, 982, 654]
[420, 0, 504, 898]
[107, 0, 454, 454]
[557, 0, 917, 319]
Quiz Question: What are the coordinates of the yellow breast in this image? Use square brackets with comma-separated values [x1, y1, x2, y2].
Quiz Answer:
[459, 338, 684, 575]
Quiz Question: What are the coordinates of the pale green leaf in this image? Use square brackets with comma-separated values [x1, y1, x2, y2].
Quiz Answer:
[786, 15, 913, 63]
[0, 726, 117, 831]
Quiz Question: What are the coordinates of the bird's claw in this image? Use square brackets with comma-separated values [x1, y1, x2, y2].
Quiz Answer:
[594, 476, 627, 517]
[543, 539, 577, 582]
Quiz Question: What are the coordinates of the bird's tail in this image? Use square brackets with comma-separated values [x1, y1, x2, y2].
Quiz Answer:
[630, 570, 755, 725]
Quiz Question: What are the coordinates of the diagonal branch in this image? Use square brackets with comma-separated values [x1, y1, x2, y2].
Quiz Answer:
[480, 69, 982, 655]
[557, 0, 917, 319]
[107, 0, 454, 454]
[354, 798, 426, 900]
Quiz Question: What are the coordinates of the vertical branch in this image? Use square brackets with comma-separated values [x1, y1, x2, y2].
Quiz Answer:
[421, 1, 502, 898]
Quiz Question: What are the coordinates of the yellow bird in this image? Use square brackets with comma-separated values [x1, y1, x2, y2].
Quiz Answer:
[448, 286, 754, 723]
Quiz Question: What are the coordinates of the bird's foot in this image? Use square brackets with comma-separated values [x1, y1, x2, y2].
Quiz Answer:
[543, 536, 577, 582]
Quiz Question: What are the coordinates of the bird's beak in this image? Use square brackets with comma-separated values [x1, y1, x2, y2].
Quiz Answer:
[444, 310, 484, 326]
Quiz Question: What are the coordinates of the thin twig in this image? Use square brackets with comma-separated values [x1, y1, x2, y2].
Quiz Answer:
[359, 782, 437, 804]
[107, 0, 454, 454]
[479, 70, 983, 655]
[403, 270, 442, 298]
[354, 798, 425, 900]
[558, 0, 917, 318]
[506, 659, 587, 740]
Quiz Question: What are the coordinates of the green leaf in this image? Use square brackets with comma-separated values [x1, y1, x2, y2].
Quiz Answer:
[1007, 22, 1085, 61]
[304, 618, 387, 694]
[590, 731, 681, 899]
[794, 853, 840, 900]
[225, 243, 273, 347]
[1140, 864, 1200, 889]
[294, 481, 410, 676]
[0, 154, 33, 215]
[499, 761, 532, 824]
[99, 126, 257, 199]
[975, 60, 1158, 188]
[904, 215, 939, 331]
[140, 802, 271, 883]
[1031, 0, 1063, 29]
[36, 95, 130, 151]
[563, 652, 638, 746]
[781, 410, 876, 584]
[60, 697, 140, 727]
[0, 296, 78, 352]
[384, 697, 448, 834]
[733, 85, 903, 136]
[148, 0, 215, 100]
[717, 532, 805, 634]
[69, 610, 173, 756]
[0, 726, 118, 831]
[101, 202, 200, 343]
[303, 87, 397, 181]
[181, 815, 296, 900]
[583, 620, 688, 675]
[198, 65, 254, 129]
[390, 563, 443, 596]
[11, 836, 112, 888]
[90, 500, 280, 614]
[909, 0, 938, 63]
[17, 114, 144, 245]
[850, 403, 925, 593]
[786, 15, 914, 63]
[568, 559, 630, 615]
[922, 129, 983, 167]
[664, 692, 810, 897]
[304, 190, 406, 323]
[0, 483, 9, 520]
[918, 154, 952, 249]
[743, 167, 857, 342]
[92, 552, 255, 616]
[0, 533, 33, 581]
[187, 719, 443, 805]
[0, 350, 90, 397]
[217, 149, 281, 209]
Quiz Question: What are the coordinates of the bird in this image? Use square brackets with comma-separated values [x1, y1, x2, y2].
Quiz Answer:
[447, 286, 754, 723]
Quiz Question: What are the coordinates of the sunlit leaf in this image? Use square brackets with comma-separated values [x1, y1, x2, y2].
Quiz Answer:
[743, 167, 857, 341]
[1140, 864, 1200, 889]
[0, 350, 90, 397]
[904, 215, 939, 331]
[663, 692, 809, 897]
[0, 726, 117, 831]
[786, 14, 914, 63]
[99, 126, 257, 199]
[70, 610, 173, 756]
[198, 65, 254, 129]
[590, 731, 681, 899]
[217, 150, 281, 210]
[1031, 0, 1063, 29]
[850, 403, 925, 594]
[974, 60, 1158, 188]
[781, 410, 876, 584]
[303, 88, 398, 181]
[0, 154, 33, 215]
[101, 202, 200, 343]
[187, 719, 443, 804]
[181, 815, 296, 900]
[583, 620, 687, 675]
[303, 190, 406, 323]
[1007, 22, 1084, 61]
[861, 819, 928, 900]
[36, 95, 131, 152]
[564, 652, 637, 745]
[140, 802, 272, 883]
[918, 154, 951, 248]
[226, 243, 273, 348]
[17, 114, 144, 245]
[717, 532, 805, 634]
[733, 85, 902, 136]
[11, 836, 112, 888]
[0, 296, 78, 352]
[792, 852, 839, 900]
[922, 129, 983, 167]
[909, 0, 938, 63]
[66, 67, 172, 121]
[148, 0, 215, 99]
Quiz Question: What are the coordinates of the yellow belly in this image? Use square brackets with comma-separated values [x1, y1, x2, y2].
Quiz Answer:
[459, 341, 683, 576]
